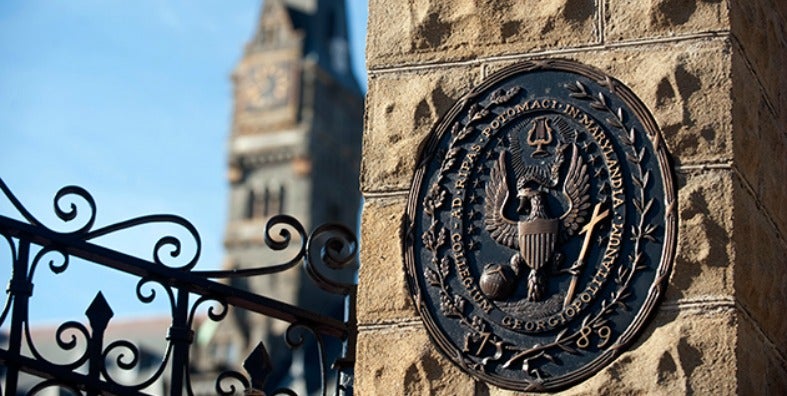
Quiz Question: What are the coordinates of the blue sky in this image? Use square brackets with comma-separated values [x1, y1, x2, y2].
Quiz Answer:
[0, 1, 368, 323]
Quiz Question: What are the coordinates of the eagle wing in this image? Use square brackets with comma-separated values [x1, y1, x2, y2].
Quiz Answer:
[560, 144, 591, 235]
[484, 151, 519, 249]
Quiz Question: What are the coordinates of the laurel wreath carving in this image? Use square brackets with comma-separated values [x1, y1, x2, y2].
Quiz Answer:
[448, 87, 523, 147]
[502, 81, 661, 375]
[569, 81, 657, 331]
[418, 87, 531, 373]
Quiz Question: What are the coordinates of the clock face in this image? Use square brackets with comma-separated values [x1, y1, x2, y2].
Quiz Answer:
[240, 62, 290, 110]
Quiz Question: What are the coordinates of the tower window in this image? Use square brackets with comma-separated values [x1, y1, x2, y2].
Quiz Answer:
[267, 184, 286, 215]
[249, 184, 285, 219]
[278, 184, 286, 214]
[267, 186, 279, 216]
[249, 189, 266, 219]
[246, 189, 255, 219]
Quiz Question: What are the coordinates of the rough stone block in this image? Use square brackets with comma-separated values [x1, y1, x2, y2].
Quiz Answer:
[737, 312, 787, 395]
[732, 48, 787, 235]
[758, 126, 787, 235]
[357, 197, 417, 324]
[356, 308, 739, 396]
[366, 0, 411, 68]
[364, 39, 733, 194]
[733, 179, 787, 353]
[355, 325, 477, 395]
[480, 309, 738, 395]
[367, 0, 599, 69]
[666, 170, 735, 302]
[484, 38, 734, 167]
[731, 51, 765, 201]
[361, 66, 481, 193]
[605, 0, 729, 42]
[730, 0, 787, 119]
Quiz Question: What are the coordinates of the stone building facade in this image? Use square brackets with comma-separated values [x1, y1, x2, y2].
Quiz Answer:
[358, 0, 785, 394]
[195, 0, 363, 392]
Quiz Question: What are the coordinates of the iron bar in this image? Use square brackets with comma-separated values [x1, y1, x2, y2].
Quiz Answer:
[3, 238, 30, 394]
[0, 215, 349, 339]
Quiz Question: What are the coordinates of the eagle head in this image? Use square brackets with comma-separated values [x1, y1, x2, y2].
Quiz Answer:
[516, 185, 537, 213]
[516, 183, 548, 219]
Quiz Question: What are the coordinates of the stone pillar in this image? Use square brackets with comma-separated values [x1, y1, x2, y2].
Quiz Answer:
[358, 1, 785, 394]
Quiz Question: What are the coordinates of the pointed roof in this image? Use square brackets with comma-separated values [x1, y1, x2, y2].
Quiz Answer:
[246, 0, 359, 92]
[247, 0, 301, 50]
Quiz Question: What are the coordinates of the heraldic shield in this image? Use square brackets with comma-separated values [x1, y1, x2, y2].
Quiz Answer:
[518, 217, 558, 300]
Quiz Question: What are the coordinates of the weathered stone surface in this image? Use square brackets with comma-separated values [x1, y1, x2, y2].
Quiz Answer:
[356, 308, 742, 396]
[367, 0, 598, 69]
[666, 170, 735, 302]
[732, 48, 787, 236]
[365, 39, 733, 194]
[737, 312, 787, 395]
[357, 197, 417, 324]
[483, 38, 733, 167]
[733, 179, 787, 353]
[730, 0, 787, 121]
[361, 66, 481, 193]
[605, 0, 729, 42]
[360, 0, 786, 393]
[758, 126, 787, 235]
[731, 51, 765, 203]
[355, 325, 477, 395]
[483, 309, 737, 395]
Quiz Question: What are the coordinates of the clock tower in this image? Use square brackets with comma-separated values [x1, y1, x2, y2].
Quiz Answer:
[196, 0, 363, 392]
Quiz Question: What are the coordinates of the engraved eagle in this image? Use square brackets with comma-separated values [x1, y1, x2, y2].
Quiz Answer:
[483, 141, 590, 302]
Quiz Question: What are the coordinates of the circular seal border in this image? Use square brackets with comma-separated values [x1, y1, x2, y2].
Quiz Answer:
[402, 58, 677, 391]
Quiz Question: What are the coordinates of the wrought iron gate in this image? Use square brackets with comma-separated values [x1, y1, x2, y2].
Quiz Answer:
[0, 178, 357, 395]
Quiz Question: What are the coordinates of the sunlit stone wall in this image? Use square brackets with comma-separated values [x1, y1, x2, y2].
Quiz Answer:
[358, 0, 786, 394]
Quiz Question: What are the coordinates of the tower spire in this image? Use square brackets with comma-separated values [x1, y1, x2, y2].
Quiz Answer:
[247, 0, 300, 53]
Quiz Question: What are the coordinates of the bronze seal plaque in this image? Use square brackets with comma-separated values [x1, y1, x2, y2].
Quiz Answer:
[403, 59, 676, 391]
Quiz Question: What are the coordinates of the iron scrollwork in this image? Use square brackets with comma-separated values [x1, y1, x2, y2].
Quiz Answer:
[0, 178, 358, 395]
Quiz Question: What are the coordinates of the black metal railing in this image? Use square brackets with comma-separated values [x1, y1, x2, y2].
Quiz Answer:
[0, 178, 357, 395]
